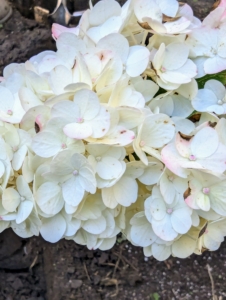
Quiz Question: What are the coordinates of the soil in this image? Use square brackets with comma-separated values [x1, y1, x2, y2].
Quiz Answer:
[1, 1, 226, 300]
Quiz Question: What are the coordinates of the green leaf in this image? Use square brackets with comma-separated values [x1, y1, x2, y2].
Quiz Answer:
[150, 292, 160, 300]
[196, 70, 226, 89]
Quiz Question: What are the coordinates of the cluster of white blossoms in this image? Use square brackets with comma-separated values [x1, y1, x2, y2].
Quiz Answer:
[1, 0, 226, 261]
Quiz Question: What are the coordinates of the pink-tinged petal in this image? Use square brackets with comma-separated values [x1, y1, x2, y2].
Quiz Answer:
[164, 17, 191, 34]
[52, 23, 79, 39]
[179, 3, 193, 21]
[203, 7, 225, 28]
[161, 143, 189, 178]
[204, 56, 226, 74]
[64, 122, 93, 139]
[185, 195, 199, 209]
[175, 132, 192, 157]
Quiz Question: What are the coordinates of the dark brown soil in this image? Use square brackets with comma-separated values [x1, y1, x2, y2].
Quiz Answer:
[1, 1, 226, 300]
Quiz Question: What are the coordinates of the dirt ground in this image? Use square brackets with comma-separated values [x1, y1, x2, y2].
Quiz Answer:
[1, 1, 226, 299]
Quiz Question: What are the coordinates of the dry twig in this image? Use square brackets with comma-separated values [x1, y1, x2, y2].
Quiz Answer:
[114, 251, 138, 272]
[207, 264, 218, 300]
[83, 261, 91, 281]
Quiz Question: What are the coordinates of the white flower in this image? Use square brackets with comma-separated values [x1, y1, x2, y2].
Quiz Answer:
[32, 118, 85, 158]
[0, 86, 25, 123]
[11, 210, 41, 238]
[192, 79, 226, 115]
[150, 43, 197, 90]
[145, 186, 192, 241]
[162, 126, 226, 178]
[80, 0, 132, 45]
[101, 162, 140, 208]
[136, 3, 198, 36]
[134, 0, 179, 23]
[5, 127, 31, 171]
[87, 144, 126, 188]
[144, 228, 199, 260]
[195, 219, 226, 253]
[137, 157, 164, 186]
[2, 176, 34, 224]
[149, 88, 194, 118]
[43, 150, 96, 207]
[51, 89, 110, 139]
[86, 107, 136, 146]
[185, 170, 226, 215]
[186, 27, 226, 75]
[96, 34, 150, 78]
[133, 113, 175, 164]
[159, 168, 188, 205]
[0, 137, 11, 190]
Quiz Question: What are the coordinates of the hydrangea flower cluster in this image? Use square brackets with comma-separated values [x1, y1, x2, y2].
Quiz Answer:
[1, 0, 226, 260]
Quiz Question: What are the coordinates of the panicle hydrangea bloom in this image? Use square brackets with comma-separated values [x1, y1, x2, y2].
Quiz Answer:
[1, 0, 226, 261]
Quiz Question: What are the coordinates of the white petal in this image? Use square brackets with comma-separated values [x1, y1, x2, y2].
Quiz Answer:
[19, 87, 43, 112]
[32, 131, 61, 158]
[204, 56, 226, 74]
[62, 177, 84, 206]
[89, 0, 121, 26]
[96, 157, 124, 180]
[152, 214, 177, 241]
[171, 209, 192, 234]
[49, 65, 72, 95]
[2, 188, 20, 212]
[12, 145, 28, 171]
[36, 182, 64, 215]
[172, 235, 196, 258]
[16, 201, 33, 224]
[89, 106, 110, 138]
[131, 215, 156, 247]
[40, 214, 66, 243]
[73, 89, 100, 120]
[152, 243, 171, 261]
[126, 46, 150, 77]
[63, 122, 93, 139]
[141, 113, 175, 148]
[83, 215, 106, 234]
[163, 43, 189, 71]
[205, 79, 225, 100]
[102, 187, 118, 209]
[16, 175, 33, 200]
[51, 100, 79, 121]
[97, 33, 129, 63]
[191, 127, 218, 158]
[192, 89, 218, 112]
[99, 237, 116, 250]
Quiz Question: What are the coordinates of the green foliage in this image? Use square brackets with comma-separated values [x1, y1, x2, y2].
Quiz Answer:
[150, 292, 160, 300]
[196, 71, 226, 89]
